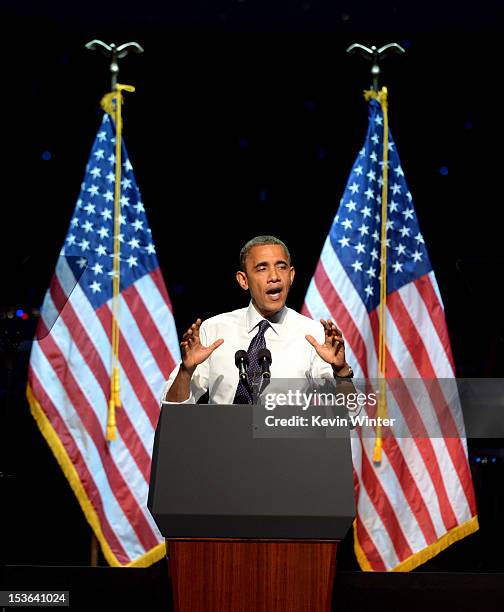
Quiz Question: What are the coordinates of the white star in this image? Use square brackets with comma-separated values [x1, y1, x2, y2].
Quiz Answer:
[406, 192, 412, 202]
[361, 205, 371, 218]
[351, 261, 363, 272]
[115, 233, 124, 243]
[120, 195, 130, 207]
[123, 159, 133, 171]
[84, 203, 96, 215]
[108, 269, 119, 279]
[391, 183, 401, 195]
[355, 242, 366, 254]
[66, 234, 76, 245]
[354, 165, 363, 176]
[87, 184, 99, 197]
[97, 227, 109, 239]
[372, 230, 380, 242]
[415, 233, 425, 244]
[394, 165, 404, 177]
[370, 248, 379, 260]
[364, 188, 374, 200]
[77, 257, 87, 268]
[146, 243, 156, 254]
[118, 214, 126, 226]
[108, 153, 115, 164]
[358, 224, 369, 236]
[399, 226, 411, 238]
[121, 177, 132, 189]
[378, 177, 384, 188]
[76, 199, 83, 209]
[132, 219, 144, 232]
[82, 220, 93, 233]
[70, 218, 79, 227]
[101, 208, 112, 221]
[366, 266, 376, 278]
[402, 208, 414, 220]
[97, 131, 107, 142]
[95, 244, 107, 257]
[379, 160, 389, 169]
[89, 280, 102, 293]
[346, 200, 357, 212]
[367, 169, 376, 182]
[386, 219, 394, 230]
[106, 172, 115, 183]
[341, 218, 353, 230]
[375, 213, 380, 223]
[374, 115, 383, 125]
[92, 263, 104, 275]
[388, 141, 395, 151]
[338, 236, 350, 248]
[392, 261, 403, 273]
[364, 284, 374, 296]
[359, 147, 365, 157]
[389, 201, 399, 213]
[94, 149, 105, 160]
[79, 239, 90, 251]
[90, 167, 101, 178]
[128, 237, 140, 249]
[126, 255, 138, 268]
[134, 201, 145, 213]
[371, 134, 379, 145]
[395, 243, 407, 256]
[104, 190, 114, 202]
[412, 250, 423, 262]
[370, 151, 378, 162]
[349, 182, 359, 194]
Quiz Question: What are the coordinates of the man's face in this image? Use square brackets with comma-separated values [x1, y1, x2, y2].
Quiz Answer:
[236, 244, 295, 317]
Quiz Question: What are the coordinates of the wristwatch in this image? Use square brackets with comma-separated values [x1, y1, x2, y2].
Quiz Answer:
[333, 365, 354, 379]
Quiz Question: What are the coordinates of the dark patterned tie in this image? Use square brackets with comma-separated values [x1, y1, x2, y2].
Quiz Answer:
[233, 319, 270, 404]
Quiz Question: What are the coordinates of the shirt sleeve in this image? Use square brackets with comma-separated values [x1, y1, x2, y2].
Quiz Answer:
[160, 323, 211, 405]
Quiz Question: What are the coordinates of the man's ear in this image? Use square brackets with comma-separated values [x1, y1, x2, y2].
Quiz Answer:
[289, 266, 295, 287]
[236, 270, 249, 291]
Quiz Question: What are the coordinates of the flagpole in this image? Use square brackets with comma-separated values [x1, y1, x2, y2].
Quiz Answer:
[346, 42, 405, 465]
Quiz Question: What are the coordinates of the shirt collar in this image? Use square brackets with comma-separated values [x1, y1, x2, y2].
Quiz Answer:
[245, 301, 288, 335]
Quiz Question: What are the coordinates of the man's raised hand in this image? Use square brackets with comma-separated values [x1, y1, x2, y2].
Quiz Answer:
[305, 319, 347, 371]
[180, 318, 224, 374]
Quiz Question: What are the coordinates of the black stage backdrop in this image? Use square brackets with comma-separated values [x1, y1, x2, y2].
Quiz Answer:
[2, 0, 504, 569]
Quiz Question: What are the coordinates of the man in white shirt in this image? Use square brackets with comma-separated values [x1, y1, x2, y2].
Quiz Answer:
[163, 235, 353, 404]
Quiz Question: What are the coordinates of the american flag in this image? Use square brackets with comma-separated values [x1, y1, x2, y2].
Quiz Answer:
[302, 96, 478, 571]
[27, 112, 180, 566]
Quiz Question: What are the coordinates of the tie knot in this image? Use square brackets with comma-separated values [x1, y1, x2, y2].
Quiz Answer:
[257, 320, 270, 335]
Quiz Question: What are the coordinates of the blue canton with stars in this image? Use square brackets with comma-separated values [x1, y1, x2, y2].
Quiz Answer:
[330, 98, 432, 313]
[62, 114, 159, 309]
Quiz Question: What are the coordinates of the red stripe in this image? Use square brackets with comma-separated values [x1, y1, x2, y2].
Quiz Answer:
[359, 438, 413, 562]
[369, 310, 459, 530]
[414, 274, 455, 373]
[34, 332, 160, 551]
[313, 260, 369, 377]
[122, 283, 176, 379]
[50, 277, 152, 483]
[150, 267, 174, 312]
[387, 292, 477, 515]
[360, 399, 439, 546]
[96, 305, 160, 428]
[28, 368, 131, 565]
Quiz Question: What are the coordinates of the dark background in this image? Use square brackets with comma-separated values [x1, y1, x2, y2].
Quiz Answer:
[2, 0, 504, 569]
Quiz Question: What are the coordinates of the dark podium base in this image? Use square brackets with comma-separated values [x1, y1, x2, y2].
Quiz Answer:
[166, 538, 337, 612]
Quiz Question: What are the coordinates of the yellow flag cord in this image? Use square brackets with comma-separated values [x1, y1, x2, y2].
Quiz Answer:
[100, 84, 135, 441]
[364, 87, 389, 465]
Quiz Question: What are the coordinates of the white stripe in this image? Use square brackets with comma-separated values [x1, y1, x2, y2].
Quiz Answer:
[62, 282, 157, 454]
[135, 274, 181, 364]
[30, 341, 146, 559]
[39, 307, 161, 544]
[398, 282, 454, 377]
[351, 436, 400, 570]
[303, 279, 359, 378]
[429, 271, 445, 310]
[115, 294, 166, 400]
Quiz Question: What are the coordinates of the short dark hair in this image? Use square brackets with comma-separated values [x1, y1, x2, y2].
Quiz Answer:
[239, 235, 291, 271]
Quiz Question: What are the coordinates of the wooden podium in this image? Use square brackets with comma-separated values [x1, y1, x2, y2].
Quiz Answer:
[148, 404, 354, 612]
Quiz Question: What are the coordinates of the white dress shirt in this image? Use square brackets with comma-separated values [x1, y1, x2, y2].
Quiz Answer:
[162, 302, 335, 404]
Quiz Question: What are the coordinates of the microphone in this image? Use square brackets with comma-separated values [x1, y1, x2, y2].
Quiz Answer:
[235, 350, 249, 381]
[257, 348, 272, 379]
